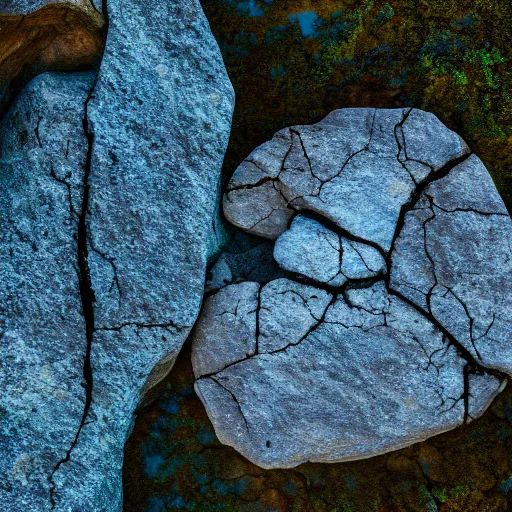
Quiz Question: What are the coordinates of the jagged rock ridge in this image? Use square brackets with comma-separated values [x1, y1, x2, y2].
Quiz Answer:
[193, 108, 512, 469]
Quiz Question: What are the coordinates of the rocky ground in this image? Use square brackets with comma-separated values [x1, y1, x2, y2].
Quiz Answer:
[124, 1, 512, 510]
[1, 0, 511, 510]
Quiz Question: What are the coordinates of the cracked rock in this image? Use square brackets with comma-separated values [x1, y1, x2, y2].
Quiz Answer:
[223, 108, 468, 251]
[391, 154, 512, 375]
[274, 214, 386, 286]
[194, 280, 503, 468]
[0, 71, 95, 511]
[193, 108, 511, 469]
[49, 0, 233, 510]
[0, 0, 233, 509]
[194, 282, 260, 378]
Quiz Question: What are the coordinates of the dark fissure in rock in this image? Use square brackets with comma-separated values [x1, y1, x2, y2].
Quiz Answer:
[47, 1, 109, 506]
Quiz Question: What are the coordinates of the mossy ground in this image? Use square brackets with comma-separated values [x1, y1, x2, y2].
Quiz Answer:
[123, 1, 512, 510]
[205, 0, 512, 209]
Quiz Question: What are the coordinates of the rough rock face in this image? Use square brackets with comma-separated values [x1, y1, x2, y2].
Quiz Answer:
[0, 0, 233, 509]
[0, 71, 94, 510]
[193, 108, 511, 469]
[274, 214, 386, 287]
[390, 154, 512, 375]
[0, 1, 104, 109]
[223, 108, 468, 249]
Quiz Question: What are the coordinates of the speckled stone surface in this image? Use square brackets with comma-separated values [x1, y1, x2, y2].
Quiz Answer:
[48, 0, 234, 509]
[0, 0, 233, 509]
[193, 108, 511, 470]
[0, 71, 95, 512]
[391, 154, 512, 375]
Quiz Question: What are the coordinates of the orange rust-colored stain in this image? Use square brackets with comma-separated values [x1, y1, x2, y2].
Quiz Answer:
[0, 5, 104, 109]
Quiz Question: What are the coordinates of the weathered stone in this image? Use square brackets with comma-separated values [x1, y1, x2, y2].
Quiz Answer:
[391, 154, 512, 375]
[0, 0, 233, 509]
[274, 215, 344, 285]
[193, 282, 260, 378]
[224, 180, 294, 239]
[0, 71, 95, 511]
[194, 280, 503, 468]
[258, 279, 332, 354]
[274, 215, 386, 286]
[51, 0, 233, 510]
[194, 108, 511, 470]
[224, 108, 469, 250]
[398, 108, 469, 171]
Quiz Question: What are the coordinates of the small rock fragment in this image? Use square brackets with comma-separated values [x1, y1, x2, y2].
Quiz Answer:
[274, 215, 386, 286]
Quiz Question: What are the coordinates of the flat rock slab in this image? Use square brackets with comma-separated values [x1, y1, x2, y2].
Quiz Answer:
[193, 108, 512, 469]
[274, 214, 386, 287]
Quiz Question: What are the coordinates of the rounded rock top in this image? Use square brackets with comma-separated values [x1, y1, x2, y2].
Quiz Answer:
[193, 108, 512, 469]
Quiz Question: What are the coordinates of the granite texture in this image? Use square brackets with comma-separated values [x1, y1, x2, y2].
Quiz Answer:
[0, 71, 95, 511]
[0, 0, 233, 508]
[193, 108, 511, 470]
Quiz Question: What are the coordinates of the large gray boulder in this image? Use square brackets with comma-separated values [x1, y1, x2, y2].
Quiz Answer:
[52, 0, 233, 508]
[193, 108, 511, 469]
[0, 72, 95, 510]
[0, 0, 233, 508]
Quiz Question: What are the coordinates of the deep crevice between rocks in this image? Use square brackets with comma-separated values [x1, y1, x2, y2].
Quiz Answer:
[46, 0, 109, 506]
[47, 78, 97, 511]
